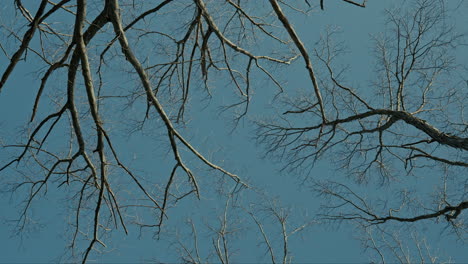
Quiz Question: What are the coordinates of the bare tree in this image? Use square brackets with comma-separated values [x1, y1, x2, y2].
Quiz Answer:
[364, 225, 453, 264]
[0, 0, 371, 262]
[162, 191, 313, 264]
[1, 0, 464, 262]
[257, 0, 467, 240]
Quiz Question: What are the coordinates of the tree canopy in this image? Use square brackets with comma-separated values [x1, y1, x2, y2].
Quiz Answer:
[0, 0, 466, 263]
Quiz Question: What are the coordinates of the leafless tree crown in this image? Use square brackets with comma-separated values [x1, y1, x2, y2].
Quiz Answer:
[0, 0, 465, 262]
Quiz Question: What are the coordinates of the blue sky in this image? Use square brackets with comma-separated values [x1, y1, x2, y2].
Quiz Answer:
[1, 0, 467, 263]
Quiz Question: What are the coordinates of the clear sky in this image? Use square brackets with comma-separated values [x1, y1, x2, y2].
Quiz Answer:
[1, 0, 467, 263]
